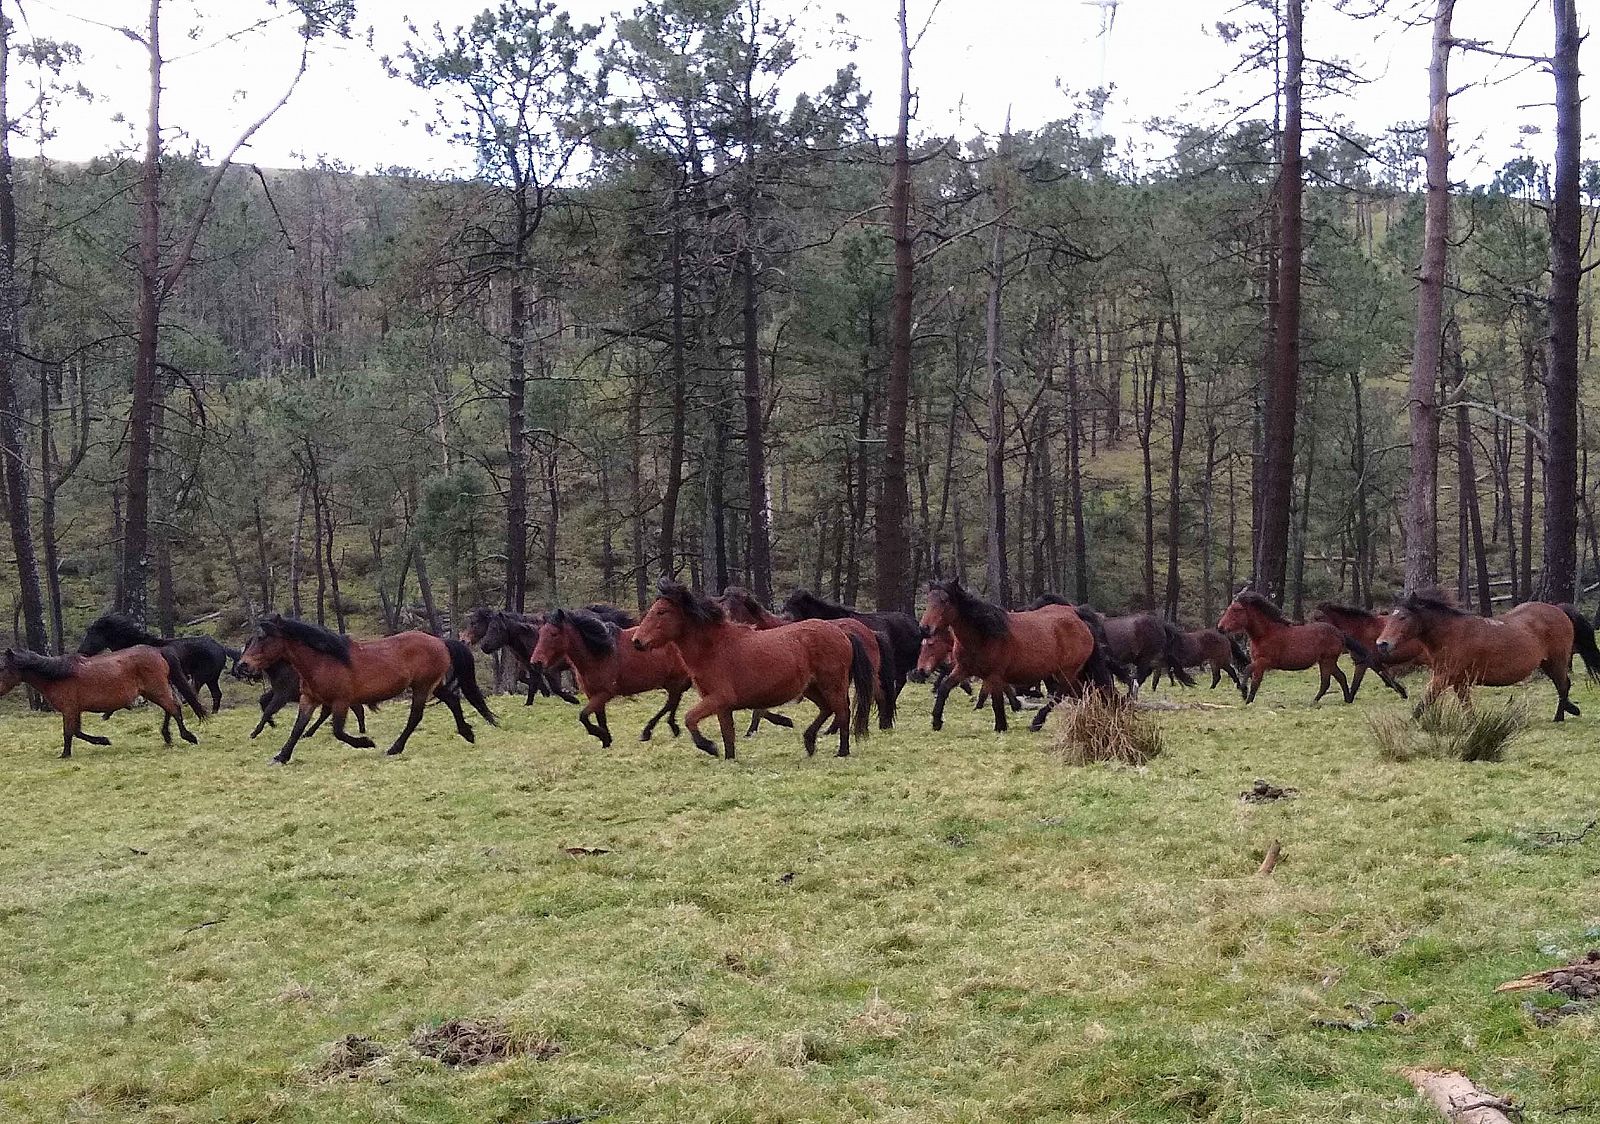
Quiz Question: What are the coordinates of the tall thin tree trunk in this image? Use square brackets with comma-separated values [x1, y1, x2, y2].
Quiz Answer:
[983, 125, 1011, 603]
[505, 251, 529, 613]
[659, 176, 689, 576]
[1164, 301, 1188, 619]
[1066, 335, 1089, 603]
[738, 54, 772, 604]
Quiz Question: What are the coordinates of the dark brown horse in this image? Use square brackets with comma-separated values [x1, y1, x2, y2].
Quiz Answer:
[1375, 592, 1600, 721]
[240, 615, 495, 764]
[913, 624, 1021, 727]
[780, 589, 920, 711]
[1148, 628, 1249, 697]
[0, 647, 203, 756]
[720, 587, 896, 731]
[1314, 602, 1417, 699]
[530, 607, 690, 747]
[633, 579, 873, 759]
[231, 655, 368, 741]
[459, 607, 577, 705]
[921, 580, 1114, 732]
[1218, 592, 1369, 704]
[78, 612, 226, 716]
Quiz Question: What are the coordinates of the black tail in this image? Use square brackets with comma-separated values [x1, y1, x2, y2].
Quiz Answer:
[1160, 621, 1198, 688]
[446, 638, 498, 725]
[1072, 606, 1120, 694]
[162, 651, 208, 718]
[1564, 604, 1600, 683]
[1029, 592, 1073, 609]
[872, 629, 897, 729]
[848, 633, 873, 737]
[1341, 632, 1376, 668]
[1227, 633, 1250, 672]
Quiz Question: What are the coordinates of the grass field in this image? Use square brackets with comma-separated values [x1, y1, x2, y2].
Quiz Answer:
[3, 673, 1599, 1123]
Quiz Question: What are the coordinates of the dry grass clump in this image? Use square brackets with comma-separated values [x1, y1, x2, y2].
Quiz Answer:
[1369, 696, 1528, 763]
[1049, 692, 1164, 766]
[409, 1018, 559, 1067]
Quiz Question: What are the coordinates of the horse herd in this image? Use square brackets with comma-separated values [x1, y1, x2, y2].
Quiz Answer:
[3, 580, 1599, 762]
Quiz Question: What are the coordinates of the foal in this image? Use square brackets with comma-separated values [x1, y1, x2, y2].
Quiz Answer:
[0, 647, 201, 756]
[1218, 592, 1367, 704]
[1313, 602, 1417, 700]
[530, 608, 690, 748]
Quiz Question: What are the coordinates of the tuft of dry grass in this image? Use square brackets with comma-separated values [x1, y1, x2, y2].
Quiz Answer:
[1370, 695, 1529, 762]
[1048, 691, 1164, 765]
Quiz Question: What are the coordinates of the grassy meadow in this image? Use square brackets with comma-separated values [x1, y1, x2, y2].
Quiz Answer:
[2, 671, 1599, 1123]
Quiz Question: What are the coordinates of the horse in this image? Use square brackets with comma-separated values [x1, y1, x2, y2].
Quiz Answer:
[0, 646, 203, 757]
[719, 587, 897, 731]
[239, 614, 495, 764]
[1033, 597, 1194, 696]
[1217, 592, 1371, 704]
[1375, 592, 1600, 721]
[1147, 628, 1250, 697]
[78, 612, 231, 714]
[230, 654, 368, 741]
[459, 607, 581, 705]
[921, 579, 1115, 733]
[529, 607, 691, 747]
[912, 623, 1022, 728]
[780, 588, 921, 710]
[1313, 602, 1418, 699]
[633, 579, 873, 760]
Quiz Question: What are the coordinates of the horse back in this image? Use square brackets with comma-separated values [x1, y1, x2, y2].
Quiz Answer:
[334, 631, 451, 702]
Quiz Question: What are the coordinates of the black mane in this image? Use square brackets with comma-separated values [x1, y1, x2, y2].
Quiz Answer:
[930, 579, 1011, 639]
[657, 578, 724, 625]
[550, 608, 617, 656]
[1029, 593, 1073, 609]
[1315, 601, 1378, 622]
[1395, 591, 1469, 618]
[583, 603, 637, 630]
[1236, 592, 1293, 625]
[79, 612, 163, 654]
[781, 588, 851, 620]
[719, 586, 769, 620]
[265, 616, 352, 664]
[6, 648, 78, 680]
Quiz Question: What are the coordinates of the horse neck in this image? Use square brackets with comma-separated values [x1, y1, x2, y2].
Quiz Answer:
[1235, 611, 1280, 642]
[278, 641, 343, 687]
[947, 614, 1003, 665]
[671, 619, 733, 666]
[562, 634, 611, 677]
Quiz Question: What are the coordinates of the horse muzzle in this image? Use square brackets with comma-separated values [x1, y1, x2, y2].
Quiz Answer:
[1374, 640, 1391, 655]
[907, 668, 929, 684]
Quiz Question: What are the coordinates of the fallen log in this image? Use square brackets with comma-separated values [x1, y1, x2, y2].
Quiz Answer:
[1401, 1068, 1518, 1124]
[1257, 839, 1282, 876]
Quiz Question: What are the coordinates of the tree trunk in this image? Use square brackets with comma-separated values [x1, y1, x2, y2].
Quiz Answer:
[738, 50, 772, 604]
[659, 176, 689, 576]
[1165, 301, 1188, 619]
[875, 0, 915, 613]
[1255, 0, 1302, 601]
[1404, 0, 1454, 593]
[984, 127, 1010, 603]
[1066, 335, 1089, 603]
[505, 251, 529, 612]
[1541, 0, 1581, 601]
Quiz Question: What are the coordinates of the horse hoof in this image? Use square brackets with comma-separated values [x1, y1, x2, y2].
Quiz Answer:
[835, 748, 850, 757]
[693, 738, 718, 757]
[269, 756, 288, 767]
[182, 733, 199, 745]
[385, 747, 405, 756]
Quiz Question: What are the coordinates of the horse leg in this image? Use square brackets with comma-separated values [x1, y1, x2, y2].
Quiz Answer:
[578, 699, 610, 748]
[1377, 664, 1409, 700]
[682, 698, 721, 758]
[553, 671, 580, 706]
[801, 696, 830, 757]
[524, 670, 539, 705]
[1546, 659, 1577, 721]
[716, 708, 738, 760]
[830, 682, 852, 757]
[271, 702, 316, 765]
[758, 710, 793, 730]
[1029, 686, 1060, 732]
[330, 705, 375, 749]
[1007, 685, 1022, 712]
[641, 690, 678, 742]
[1210, 664, 1222, 690]
[384, 691, 430, 756]
[1312, 660, 1335, 703]
[931, 675, 955, 731]
[434, 686, 476, 743]
[989, 678, 1009, 733]
[208, 677, 223, 713]
[745, 711, 763, 736]
[1246, 664, 1265, 704]
[74, 712, 112, 748]
[354, 704, 368, 734]
[305, 705, 334, 737]
[1331, 663, 1353, 704]
[1347, 661, 1366, 700]
[60, 711, 78, 758]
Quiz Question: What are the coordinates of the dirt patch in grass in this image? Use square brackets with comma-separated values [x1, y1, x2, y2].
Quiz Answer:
[313, 1034, 387, 1081]
[410, 1018, 559, 1067]
[1240, 778, 1298, 803]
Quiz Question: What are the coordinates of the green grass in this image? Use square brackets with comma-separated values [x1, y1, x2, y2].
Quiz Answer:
[2, 673, 1599, 1123]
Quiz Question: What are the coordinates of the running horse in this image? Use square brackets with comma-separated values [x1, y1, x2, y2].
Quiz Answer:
[913, 623, 1022, 728]
[459, 607, 577, 705]
[1314, 602, 1417, 699]
[1033, 597, 1194, 696]
[530, 607, 691, 747]
[920, 580, 1115, 732]
[1149, 627, 1250, 697]
[78, 612, 232, 715]
[239, 615, 496, 764]
[0, 646, 204, 756]
[780, 588, 921, 714]
[632, 579, 873, 760]
[1375, 592, 1600, 721]
[1218, 592, 1371, 704]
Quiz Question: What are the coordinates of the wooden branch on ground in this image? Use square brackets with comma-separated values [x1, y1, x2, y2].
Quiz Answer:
[1257, 839, 1282, 876]
[1401, 1068, 1518, 1124]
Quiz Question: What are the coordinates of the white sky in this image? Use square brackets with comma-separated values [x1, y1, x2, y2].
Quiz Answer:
[11, 0, 1589, 183]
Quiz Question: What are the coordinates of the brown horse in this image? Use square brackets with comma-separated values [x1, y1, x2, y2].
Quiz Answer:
[0, 647, 203, 757]
[1375, 592, 1600, 721]
[1218, 592, 1370, 704]
[913, 624, 1021, 727]
[240, 615, 495, 764]
[1148, 628, 1250, 697]
[632, 579, 873, 759]
[530, 607, 691, 748]
[1314, 602, 1419, 700]
[459, 607, 577, 705]
[719, 587, 896, 731]
[921, 580, 1114, 732]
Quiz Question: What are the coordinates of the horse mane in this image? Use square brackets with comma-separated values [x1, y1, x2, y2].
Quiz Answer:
[583, 603, 637, 630]
[1396, 591, 1469, 617]
[82, 612, 163, 650]
[930, 579, 1011, 639]
[6, 648, 78, 680]
[1236, 592, 1293, 625]
[549, 608, 617, 656]
[719, 586, 769, 620]
[1029, 593, 1073, 609]
[1316, 601, 1377, 622]
[781, 588, 851, 620]
[657, 578, 724, 625]
[267, 616, 353, 665]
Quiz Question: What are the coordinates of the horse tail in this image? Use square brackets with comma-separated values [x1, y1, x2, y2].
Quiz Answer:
[848, 633, 873, 738]
[163, 651, 208, 718]
[1228, 633, 1251, 672]
[1561, 604, 1600, 683]
[873, 629, 897, 729]
[1073, 606, 1119, 694]
[1161, 621, 1197, 687]
[1341, 632, 1376, 668]
[222, 646, 244, 674]
[446, 638, 499, 725]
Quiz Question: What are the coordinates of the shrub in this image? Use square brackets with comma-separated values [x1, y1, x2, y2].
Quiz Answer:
[1370, 696, 1528, 763]
[1049, 692, 1164, 766]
